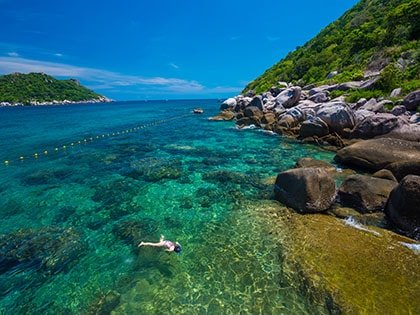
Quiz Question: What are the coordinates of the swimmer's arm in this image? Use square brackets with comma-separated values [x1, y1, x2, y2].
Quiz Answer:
[138, 241, 164, 247]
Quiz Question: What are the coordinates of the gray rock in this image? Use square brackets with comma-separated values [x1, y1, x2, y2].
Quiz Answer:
[327, 71, 339, 79]
[299, 117, 330, 138]
[403, 90, 420, 111]
[276, 86, 302, 108]
[351, 98, 367, 110]
[335, 138, 420, 172]
[390, 88, 402, 98]
[359, 76, 381, 90]
[390, 105, 407, 116]
[221, 98, 237, 110]
[248, 95, 264, 110]
[334, 81, 363, 91]
[384, 124, 420, 142]
[316, 102, 355, 133]
[274, 167, 336, 213]
[360, 98, 385, 113]
[385, 175, 420, 239]
[354, 109, 375, 124]
[350, 113, 405, 139]
[409, 113, 420, 124]
[308, 91, 330, 103]
[309, 85, 336, 96]
[338, 174, 397, 213]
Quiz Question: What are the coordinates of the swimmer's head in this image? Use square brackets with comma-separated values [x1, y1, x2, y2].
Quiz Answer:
[174, 242, 182, 253]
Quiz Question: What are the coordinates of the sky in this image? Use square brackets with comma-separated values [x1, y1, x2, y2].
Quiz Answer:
[0, 0, 359, 100]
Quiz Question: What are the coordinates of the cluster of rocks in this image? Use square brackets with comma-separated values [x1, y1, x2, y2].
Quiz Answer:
[212, 84, 420, 145]
[274, 138, 420, 240]
[0, 96, 112, 107]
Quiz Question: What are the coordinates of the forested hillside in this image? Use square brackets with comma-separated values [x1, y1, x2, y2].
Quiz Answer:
[244, 0, 420, 96]
[0, 72, 105, 104]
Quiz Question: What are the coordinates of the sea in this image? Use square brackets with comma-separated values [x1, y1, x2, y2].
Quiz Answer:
[0, 99, 335, 314]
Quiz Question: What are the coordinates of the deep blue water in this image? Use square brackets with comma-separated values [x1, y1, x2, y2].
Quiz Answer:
[0, 100, 335, 314]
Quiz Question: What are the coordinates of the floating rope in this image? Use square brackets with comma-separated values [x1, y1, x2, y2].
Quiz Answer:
[3, 113, 191, 166]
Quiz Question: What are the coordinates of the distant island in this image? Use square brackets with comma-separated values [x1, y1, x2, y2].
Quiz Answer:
[0, 72, 111, 106]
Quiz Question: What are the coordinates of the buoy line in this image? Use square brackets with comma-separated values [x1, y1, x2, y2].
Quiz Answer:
[3, 113, 191, 166]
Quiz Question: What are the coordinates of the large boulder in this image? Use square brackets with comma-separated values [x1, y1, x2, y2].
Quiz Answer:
[335, 138, 420, 172]
[384, 124, 420, 142]
[274, 167, 336, 213]
[403, 90, 420, 111]
[208, 110, 235, 121]
[299, 117, 329, 138]
[338, 174, 397, 213]
[248, 95, 264, 110]
[243, 106, 263, 119]
[316, 102, 355, 133]
[385, 160, 420, 181]
[220, 97, 237, 110]
[385, 175, 420, 239]
[276, 86, 302, 108]
[308, 92, 329, 103]
[350, 113, 406, 139]
[294, 158, 336, 171]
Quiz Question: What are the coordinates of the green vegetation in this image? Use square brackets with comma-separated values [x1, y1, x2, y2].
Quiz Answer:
[0, 72, 105, 104]
[243, 0, 420, 97]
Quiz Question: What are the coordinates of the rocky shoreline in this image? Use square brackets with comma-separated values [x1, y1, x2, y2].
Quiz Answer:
[0, 96, 112, 107]
[212, 84, 420, 240]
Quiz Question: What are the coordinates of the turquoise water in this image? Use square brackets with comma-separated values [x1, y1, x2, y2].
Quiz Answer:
[0, 100, 335, 314]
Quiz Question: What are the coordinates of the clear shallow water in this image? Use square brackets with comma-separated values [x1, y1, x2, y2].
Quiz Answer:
[0, 100, 335, 314]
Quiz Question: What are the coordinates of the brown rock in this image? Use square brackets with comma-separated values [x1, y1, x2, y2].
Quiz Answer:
[335, 138, 420, 172]
[274, 167, 336, 213]
[338, 174, 397, 213]
[385, 175, 420, 239]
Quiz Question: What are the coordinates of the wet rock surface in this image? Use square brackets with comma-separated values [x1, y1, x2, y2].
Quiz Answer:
[385, 175, 420, 240]
[274, 167, 336, 213]
[337, 174, 397, 213]
[250, 201, 420, 314]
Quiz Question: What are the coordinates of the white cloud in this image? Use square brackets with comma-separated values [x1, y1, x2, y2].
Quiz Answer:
[54, 53, 63, 57]
[0, 57, 242, 96]
[0, 56, 204, 93]
[169, 62, 179, 69]
[7, 52, 19, 57]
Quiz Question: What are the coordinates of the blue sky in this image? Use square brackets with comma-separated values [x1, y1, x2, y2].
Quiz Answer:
[0, 0, 359, 100]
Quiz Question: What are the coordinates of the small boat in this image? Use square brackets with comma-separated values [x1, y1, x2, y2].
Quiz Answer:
[193, 108, 204, 114]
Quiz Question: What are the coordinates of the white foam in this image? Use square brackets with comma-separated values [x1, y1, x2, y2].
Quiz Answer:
[343, 217, 381, 236]
[399, 242, 420, 254]
[237, 124, 257, 130]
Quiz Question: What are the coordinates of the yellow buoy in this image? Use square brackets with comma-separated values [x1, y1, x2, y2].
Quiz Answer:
[4, 160, 9, 165]
[44, 150, 48, 155]
[63, 145, 66, 149]
[55, 148, 59, 151]
[34, 153, 39, 158]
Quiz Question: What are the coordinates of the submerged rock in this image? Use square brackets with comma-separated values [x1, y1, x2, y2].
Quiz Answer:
[274, 167, 336, 213]
[246, 201, 420, 314]
[337, 174, 397, 213]
[0, 227, 86, 275]
[128, 158, 183, 182]
[385, 175, 420, 240]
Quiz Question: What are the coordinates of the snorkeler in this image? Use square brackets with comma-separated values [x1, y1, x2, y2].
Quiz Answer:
[138, 235, 182, 253]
